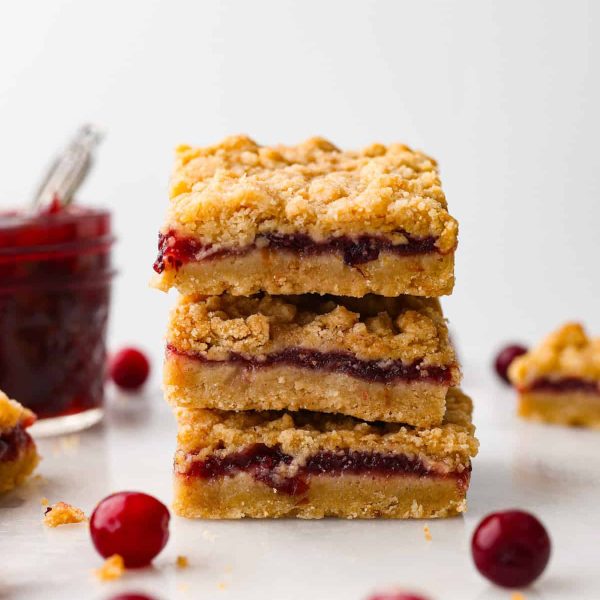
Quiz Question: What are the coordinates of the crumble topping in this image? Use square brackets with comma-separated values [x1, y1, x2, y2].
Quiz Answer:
[164, 135, 457, 254]
[509, 323, 600, 387]
[167, 293, 458, 372]
[175, 388, 478, 471]
[94, 554, 125, 581]
[423, 524, 432, 541]
[43, 501, 87, 527]
[0, 390, 35, 433]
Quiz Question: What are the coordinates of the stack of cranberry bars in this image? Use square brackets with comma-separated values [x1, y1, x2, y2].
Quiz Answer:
[154, 135, 478, 519]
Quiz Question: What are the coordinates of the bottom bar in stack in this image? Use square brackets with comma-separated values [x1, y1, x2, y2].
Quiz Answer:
[173, 388, 478, 519]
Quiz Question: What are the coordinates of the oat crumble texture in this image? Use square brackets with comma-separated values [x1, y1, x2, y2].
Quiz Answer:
[43, 501, 87, 527]
[94, 554, 125, 581]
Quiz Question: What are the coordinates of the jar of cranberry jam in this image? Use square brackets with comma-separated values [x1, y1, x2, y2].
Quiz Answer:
[0, 202, 114, 434]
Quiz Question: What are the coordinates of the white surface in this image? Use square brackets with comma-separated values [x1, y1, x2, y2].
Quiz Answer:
[1, 2, 600, 599]
[1, 367, 600, 600]
[1, 0, 600, 368]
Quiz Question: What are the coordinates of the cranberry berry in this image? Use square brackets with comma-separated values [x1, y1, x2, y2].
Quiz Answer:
[110, 348, 150, 391]
[110, 595, 158, 600]
[471, 510, 551, 588]
[90, 492, 170, 568]
[494, 344, 528, 384]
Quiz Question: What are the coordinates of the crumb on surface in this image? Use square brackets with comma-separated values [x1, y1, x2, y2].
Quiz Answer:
[511, 593, 526, 600]
[94, 554, 125, 581]
[43, 501, 87, 527]
[423, 524, 432, 541]
[176, 555, 189, 569]
[40, 497, 49, 506]
[217, 582, 227, 591]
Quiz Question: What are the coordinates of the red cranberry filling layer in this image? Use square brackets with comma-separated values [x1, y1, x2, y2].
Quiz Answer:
[153, 230, 440, 273]
[0, 426, 33, 462]
[183, 443, 470, 496]
[168, 345, 451, 385]
[528, 377, 600, 394]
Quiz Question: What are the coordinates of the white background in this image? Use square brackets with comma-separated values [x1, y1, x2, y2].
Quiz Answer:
[1, 0, 599, 370]
[1, 2, 600, 599]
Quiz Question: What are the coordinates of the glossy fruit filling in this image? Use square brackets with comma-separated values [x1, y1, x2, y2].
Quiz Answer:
[182, 443, 470, 496]
[528, 377, 600, 394]
[0, 426, 33, 462]
[167, 345, 451, 385]
[0, 206, 113, 418]
[153, 229, 440, 273]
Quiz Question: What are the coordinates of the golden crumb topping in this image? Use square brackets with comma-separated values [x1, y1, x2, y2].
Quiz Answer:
[423, 524, 432, 541]
[509, 323, 600, 387]
[164, 135, 458, 253]
[0, 390, 35, 433]
[167, 293, 458, 375]
[175, 388, 478, 472]
[43, 502, 87, 527]
[94, 554, 125, 581]
[176, 555, 189, 569]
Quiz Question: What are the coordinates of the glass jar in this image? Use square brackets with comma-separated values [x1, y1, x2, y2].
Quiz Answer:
[0, 206, 114, 435]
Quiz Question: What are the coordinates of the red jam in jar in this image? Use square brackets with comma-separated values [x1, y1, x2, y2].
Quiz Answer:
[0, 205, 114, 434]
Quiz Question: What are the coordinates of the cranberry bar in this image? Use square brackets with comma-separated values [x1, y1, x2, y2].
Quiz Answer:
[165, 293, 460, 426]
[0, 391, 39, 493]
[153, 135, 457, 298]
[173, 387, 477, 519]
[509, 323, 600, 428]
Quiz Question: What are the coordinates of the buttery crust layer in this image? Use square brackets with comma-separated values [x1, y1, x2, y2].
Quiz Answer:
[518, 390, 600, 429]
[153, 248, 454, 297]
[0, 443, 39, 494]
[173, 471, 468, 519]
[164, 350, 448, 425]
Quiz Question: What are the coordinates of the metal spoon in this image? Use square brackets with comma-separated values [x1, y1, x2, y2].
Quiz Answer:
[32, 124, 104, 210]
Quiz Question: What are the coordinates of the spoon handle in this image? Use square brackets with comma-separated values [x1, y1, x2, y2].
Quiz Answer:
[32, 124, 104, 209]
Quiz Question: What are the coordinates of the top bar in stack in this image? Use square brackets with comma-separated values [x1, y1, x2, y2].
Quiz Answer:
[153, 135, 458, 297]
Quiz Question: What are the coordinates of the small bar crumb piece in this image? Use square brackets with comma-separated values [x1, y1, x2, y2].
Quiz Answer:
[43, 501, 87, 527]
[423, 524, 432, 541]
[176, 555, 189, 569]
[217, 582, 228, 591]
[94, 554, 125, 581]
[40, 497, 49, 506]
[511, 593, 526, 600]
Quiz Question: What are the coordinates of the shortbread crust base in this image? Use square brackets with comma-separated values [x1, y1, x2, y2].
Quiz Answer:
[0, 444, 39, 494]
[164, 354, 447, 426]
[173, 471, 467, 519]
[519, 391, 600, 428]
[154, 250, 454, 297]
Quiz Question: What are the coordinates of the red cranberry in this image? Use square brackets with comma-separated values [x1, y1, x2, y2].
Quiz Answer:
[494, 344, 528, 384]
[109, 347, 150, 391]
[471, 510, 551, 588]
[90, 492, 169, 568]
[366, 593, 429, 600]
[109, 595, 157, 600]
